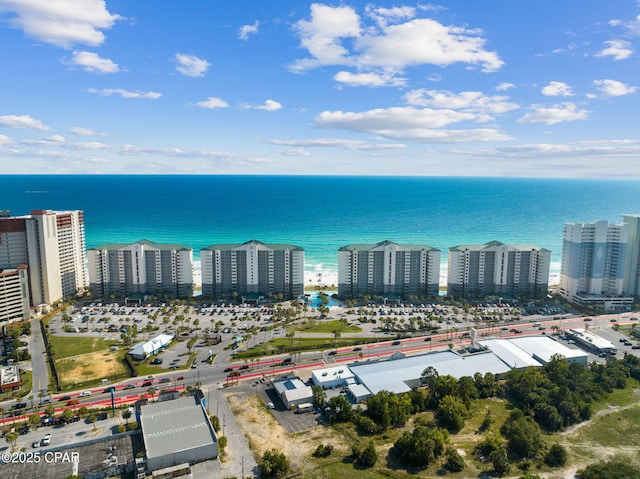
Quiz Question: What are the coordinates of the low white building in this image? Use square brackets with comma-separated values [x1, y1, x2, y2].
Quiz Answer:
[128, 334, 173, 361]
[480, 336, 588, 367]
[273, 378, 313, 409]
[311, 365, 355, 390]
[566, 328, 617, 355]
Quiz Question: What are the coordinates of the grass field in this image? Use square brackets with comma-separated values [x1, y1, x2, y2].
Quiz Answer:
[49, 335, 127, 389]
[48, 336, 119, 360]
[293, 319, 363, 334]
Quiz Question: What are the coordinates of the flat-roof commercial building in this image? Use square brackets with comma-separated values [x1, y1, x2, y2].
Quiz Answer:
[338, 240, 440, 299]
[0, 210, 88, 306]
[565, 328, 617, 355]
[201, 240, 304, 301]
[480, 336, 588, 366]
[349, 350, 513, 396]
[447, 241, 550, 299]
[0, 265, 30, 324]
[311, 365, 355, 390]
[88, 240, 194, 300]
[139, 395, 218, 473]
[558, 220, 633, 311]
[273, 378, 313, 409]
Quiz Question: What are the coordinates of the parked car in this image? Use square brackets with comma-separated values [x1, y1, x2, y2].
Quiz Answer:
[41, 433, 52, 446]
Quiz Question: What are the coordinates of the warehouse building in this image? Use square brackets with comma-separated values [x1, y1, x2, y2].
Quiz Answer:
[139, 395, 218, 472]
[479, 336, 588, 366]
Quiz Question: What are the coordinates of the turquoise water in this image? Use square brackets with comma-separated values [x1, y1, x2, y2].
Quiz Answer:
[2, 175, 640, 280]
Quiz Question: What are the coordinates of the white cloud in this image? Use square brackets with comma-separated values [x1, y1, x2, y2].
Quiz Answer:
[594, 79, 638, 96]
[175, 53, 210, 77]
[356, 18, 504, 72]
[0, 134, 12, 144]
[275, 148, 311, 156]
[44, 134, 65, 143]
[496, 82, 515, 91]
[541, 81, 574, 97]
[291, 4, 504, 76]
[333, 71, 406, 87]
[195, 97, 229, 109]
[0, 114, 50, 130]
[595, 40, 633, 60]
[518, 102, 589, 124]
[290, 4, 361, 71]
[240, 99, 282, 111]
[316, 106, 474, 130]
[239, 20, 259, 40]
[364, 5, 416, 27]
[269, 138, 405, 150]
[67, 51, 119, 73]
[255, 99, 282, 111]
[87, 88, 162, 99]
[405, 89, 518, 114]
[628, 14, 640, 35]
[69, 126, 96, 136]
[0, 0, 121, 48]
[314, 106, 511, 142]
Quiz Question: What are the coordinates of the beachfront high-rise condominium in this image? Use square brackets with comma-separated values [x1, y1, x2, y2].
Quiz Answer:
[559, 220, 633, 310]
[201, 240, 304, 301]
[338, 240, 440, 299]
[0, 210, 88, 306]
[622, 214, 640, 299]
[0, 265, 31, 324]
[447, 241, 550, 299]
[88, 240, 194, 300]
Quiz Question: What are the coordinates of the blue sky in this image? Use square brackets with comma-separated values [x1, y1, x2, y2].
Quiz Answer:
[1, 1, 640, 177]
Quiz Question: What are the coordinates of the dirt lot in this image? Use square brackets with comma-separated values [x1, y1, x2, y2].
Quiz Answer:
[57, 349, 128, 386]
[227, 391, 348, 472]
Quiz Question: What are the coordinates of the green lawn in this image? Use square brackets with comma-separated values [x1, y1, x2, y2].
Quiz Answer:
[232, 336, 376, 359]
[292, 319, 363, 334]
[48, 335, 118, 359]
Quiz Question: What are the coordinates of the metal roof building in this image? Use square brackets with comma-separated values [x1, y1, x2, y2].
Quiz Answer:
[139, 395, 218, 472]
[478, 339, 542, 369]
[348, 350, 512, 395]
[509, 336, 588, 365]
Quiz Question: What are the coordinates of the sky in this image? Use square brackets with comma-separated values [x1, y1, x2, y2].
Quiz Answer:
[1, 1, 640, 177]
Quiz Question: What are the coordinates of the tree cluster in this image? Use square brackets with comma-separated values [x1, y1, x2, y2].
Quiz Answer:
[392, 426, 449, 469]
[505, 355, 634, 431]
[260, 449, 290, 478]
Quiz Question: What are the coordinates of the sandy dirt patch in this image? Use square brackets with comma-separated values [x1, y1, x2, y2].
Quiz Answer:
[57, 350, 128, 386]
[227, 391, 348, 472]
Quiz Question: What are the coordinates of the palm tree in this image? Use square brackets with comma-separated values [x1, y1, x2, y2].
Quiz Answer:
[332, 330, 341, 347]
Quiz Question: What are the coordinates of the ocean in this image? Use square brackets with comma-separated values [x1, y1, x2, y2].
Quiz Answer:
[2, 175, 640, 285]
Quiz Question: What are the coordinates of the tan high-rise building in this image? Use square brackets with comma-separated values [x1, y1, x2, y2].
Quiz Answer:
[0, 210, 88, 306]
